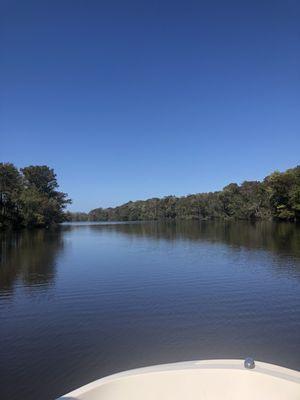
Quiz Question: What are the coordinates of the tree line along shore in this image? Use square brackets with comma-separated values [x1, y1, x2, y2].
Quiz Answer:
[69, 166, 300, 223]
[1, 163, 300, 230]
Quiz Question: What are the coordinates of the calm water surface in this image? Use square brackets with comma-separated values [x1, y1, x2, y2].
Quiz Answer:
[1, 221, 300, 399]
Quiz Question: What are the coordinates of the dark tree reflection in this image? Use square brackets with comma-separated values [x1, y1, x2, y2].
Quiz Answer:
[0, 228, 64, 291]
[88, 220, 300, 258]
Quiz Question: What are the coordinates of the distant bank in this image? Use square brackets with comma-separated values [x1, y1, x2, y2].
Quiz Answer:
[68, 165, 300, 223]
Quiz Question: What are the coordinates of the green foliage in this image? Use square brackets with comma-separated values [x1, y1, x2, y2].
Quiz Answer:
[89, 166, 300, 223]
[65, 212, 89, 222]
[21, 166, 59, 194]
[2, 163, 300, 226]
[0, 163, 23, 229]
[264, 166, 300, 220]
[0, 163, 71, 229]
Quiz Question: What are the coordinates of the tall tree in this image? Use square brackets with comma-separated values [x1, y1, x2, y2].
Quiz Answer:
[20, 166, 71, 227]
[0, 163, 22, 228]
[264, 167, 300, 221]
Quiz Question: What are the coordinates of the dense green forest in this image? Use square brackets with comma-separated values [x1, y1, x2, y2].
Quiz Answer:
[2, 163, 300, 229]
[0, 163, 71, 229]
[87, 166, 300, 222]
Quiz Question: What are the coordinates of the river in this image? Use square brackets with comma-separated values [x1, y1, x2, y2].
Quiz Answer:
[1, 221, 300, 399]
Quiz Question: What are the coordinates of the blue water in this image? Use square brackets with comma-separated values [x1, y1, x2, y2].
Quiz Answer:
[1, 221, 300, 399]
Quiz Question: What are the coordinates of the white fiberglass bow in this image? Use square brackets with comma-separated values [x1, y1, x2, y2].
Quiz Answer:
[57, 358, 300, 400]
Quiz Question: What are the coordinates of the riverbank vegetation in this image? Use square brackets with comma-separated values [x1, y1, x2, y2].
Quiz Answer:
[88, 166, 300, 222]
[0, 163, 71, 229]
[2, 164, 300, 229]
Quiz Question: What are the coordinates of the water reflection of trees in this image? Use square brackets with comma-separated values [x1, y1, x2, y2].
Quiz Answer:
[88, 221, 300, 258]
[0, 228, 64, 291]
[1, 222, 299, 293]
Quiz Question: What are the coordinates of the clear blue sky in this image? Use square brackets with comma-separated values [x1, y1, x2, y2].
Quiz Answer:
[1, 1, 299, 211]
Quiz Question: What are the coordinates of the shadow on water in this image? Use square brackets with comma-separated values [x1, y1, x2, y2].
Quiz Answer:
[0, 227, 64, 292]
[1, 220, 300, 292]
[83, 220, 300, 258]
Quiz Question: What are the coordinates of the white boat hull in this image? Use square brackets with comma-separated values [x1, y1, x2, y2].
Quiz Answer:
[58, 359, 300, 399]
